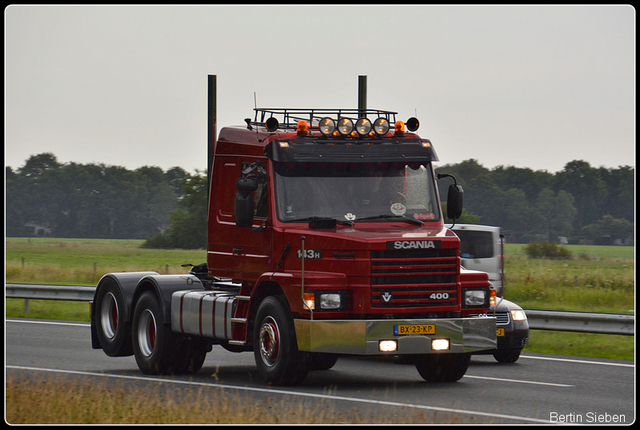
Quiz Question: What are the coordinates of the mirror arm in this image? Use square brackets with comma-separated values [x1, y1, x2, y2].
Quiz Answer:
[248, 220, 266, 232]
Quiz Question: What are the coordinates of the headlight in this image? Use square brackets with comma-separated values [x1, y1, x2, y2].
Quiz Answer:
[307, 292, 347, 311]
[319, 293, 342, 310]
[511, 309, 527, 321]
[464, 289, 487, 307]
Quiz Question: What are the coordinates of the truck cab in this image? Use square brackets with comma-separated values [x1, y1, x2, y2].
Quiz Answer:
[205, 109, 496, 380]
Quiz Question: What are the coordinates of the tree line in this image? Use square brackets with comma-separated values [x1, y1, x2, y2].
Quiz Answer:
[436, 159, 634, 244]
[6, 153, 192, 240]
[6, 153, 634, 247]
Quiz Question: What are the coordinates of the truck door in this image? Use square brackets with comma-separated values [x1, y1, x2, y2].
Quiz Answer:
[208, 157, 271, 281]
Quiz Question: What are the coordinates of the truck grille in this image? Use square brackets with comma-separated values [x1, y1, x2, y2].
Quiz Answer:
[370, 249, 458, 308]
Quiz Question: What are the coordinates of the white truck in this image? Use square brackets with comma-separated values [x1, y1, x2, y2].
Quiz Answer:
[452, 224, 529, 363]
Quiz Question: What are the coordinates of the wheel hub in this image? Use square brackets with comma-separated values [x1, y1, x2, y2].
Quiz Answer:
[259, 318, 280, 366]
[100, 292, 118, 339]
[137, 309, 157, 357]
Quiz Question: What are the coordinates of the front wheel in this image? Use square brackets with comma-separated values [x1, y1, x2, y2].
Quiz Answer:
[493, 350, 521, 363]
[132, 291, 207, 375]
[304, 353, 338, 371]
[415, 353, 470, 382]
[253, 296, 308, 386]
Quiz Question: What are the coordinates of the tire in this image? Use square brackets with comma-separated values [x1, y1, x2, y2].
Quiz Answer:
[304, 353, 338, 371]
[493, 350, 521, 364]
[132, 291, 207, 375]
[253, 296, 309, 386]
[94, 282, 133, 357]
[415, 353, 471, 382]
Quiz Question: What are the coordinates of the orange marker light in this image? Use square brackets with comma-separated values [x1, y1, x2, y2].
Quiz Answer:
[394, 121, 405, 136]
[297, 120, 309, 136]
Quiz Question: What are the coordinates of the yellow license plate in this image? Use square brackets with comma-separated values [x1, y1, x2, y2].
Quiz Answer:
[497, 328, 505, 336]
[394, 324, 436, 336]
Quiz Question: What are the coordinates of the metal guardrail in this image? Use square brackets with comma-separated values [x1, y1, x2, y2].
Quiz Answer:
[6, 284, 96, 302]
[5, 283, 635, 335]
[525, 310, 634, 336]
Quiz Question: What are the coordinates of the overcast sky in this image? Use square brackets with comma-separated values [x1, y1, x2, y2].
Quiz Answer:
[5, 5, 635, 174]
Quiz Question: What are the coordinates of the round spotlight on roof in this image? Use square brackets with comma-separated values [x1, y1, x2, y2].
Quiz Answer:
[355, 118, 372, 136]
[373, 118, 390, 136]
[337, 118, 354, 136]
[265, 117, 279, 132]
[406, 117, 420, 132]
[319, 117, 335, 136]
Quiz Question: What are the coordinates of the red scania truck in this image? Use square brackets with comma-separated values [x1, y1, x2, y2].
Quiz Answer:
[91, 76, 496, 385]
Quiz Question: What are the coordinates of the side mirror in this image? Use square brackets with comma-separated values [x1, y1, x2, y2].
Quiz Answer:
[236, 176, 258, 193]
[446, 184, 464, 220]
[235, 177, 258, 228]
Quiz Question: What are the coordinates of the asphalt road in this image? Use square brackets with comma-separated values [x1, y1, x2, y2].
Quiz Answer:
[5, 318, 635, 424]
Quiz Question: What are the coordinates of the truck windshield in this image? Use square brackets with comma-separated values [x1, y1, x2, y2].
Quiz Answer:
[273, 162, 440, 223]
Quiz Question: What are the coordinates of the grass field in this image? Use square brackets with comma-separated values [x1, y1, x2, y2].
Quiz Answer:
[5, 237, 635, 361]
[5, 375, 453, 425]
[5, 237, 205, 285]
[503, 244, 634, 314]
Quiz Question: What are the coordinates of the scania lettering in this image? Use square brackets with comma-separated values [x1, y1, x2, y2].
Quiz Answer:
[90, 75, 496, 386]
[391, 240, 441, 250]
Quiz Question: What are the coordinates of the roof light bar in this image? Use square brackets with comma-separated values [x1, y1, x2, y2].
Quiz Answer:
[337, 118, 354, 136]
[406, 117, 420, 132]
[319, 117, 335, 136]
[355, 118, 372, 136]
[373, 118, 390, 136]
[265, 117, 279, 132]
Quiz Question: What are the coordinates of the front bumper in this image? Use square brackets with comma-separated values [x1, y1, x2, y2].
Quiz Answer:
[294, 317, 497, 355]
[496, 328, 529, 351]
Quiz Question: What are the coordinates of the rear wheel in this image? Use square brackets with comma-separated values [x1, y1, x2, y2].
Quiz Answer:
[94, 282, 132, 357]
[132, 291, 207, 375]
[415, 353, 470, 382]
[254, 296, 308, 385]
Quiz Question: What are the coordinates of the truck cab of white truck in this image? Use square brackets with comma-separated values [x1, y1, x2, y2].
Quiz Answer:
[452, 224, 529, 363]
[452, 224, 504, 295]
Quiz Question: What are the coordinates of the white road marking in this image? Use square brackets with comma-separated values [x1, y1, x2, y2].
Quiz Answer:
[6, 319, 89, 327]
[6, 365, 552, 424]
[463, 375, 573, 387]
[519, 354, 634, 368]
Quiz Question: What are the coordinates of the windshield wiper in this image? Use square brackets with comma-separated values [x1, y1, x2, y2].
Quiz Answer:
[288, 216, 354, 228]
[355, 214, 424, 225]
